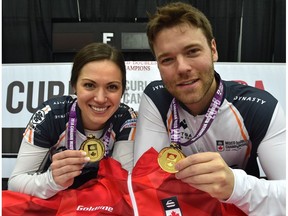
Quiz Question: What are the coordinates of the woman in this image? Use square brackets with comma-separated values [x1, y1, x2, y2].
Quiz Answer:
[8, 42, 137, 199]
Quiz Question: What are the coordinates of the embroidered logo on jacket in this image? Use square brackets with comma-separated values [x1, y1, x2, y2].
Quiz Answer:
[216, 140, 248, 152]
[216, 140, 225, 152]
[233, 96, 266, 104]
[31, 105, 51, 125]
[161, 196, 182, 216]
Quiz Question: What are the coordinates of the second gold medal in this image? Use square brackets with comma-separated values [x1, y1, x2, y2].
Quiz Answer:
[158, 143, 185, 173]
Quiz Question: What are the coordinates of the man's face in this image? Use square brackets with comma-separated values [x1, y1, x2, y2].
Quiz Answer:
[153, 23, 218, 111]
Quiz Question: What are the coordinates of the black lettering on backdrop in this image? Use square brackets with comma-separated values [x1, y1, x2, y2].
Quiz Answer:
[6, 81, 24, 113]
[68, 82, 74, 95]
[6, 81, 73, 114]
[48, 81, 65, 99]
[27, 81, 45, 113]
[122, 93, 142, 104]
[126, 80, 148, 91]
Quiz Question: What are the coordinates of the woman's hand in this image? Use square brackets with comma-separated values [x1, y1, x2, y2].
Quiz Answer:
[50, 150, 90, 188]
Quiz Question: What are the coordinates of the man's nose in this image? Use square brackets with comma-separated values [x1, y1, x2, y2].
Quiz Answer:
[176, 56, 191, 74]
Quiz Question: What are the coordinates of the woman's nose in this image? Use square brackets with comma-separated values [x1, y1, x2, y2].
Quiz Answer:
[93, 89, 107, 103]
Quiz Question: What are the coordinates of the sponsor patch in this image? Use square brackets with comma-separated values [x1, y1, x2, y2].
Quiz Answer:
[30, 105, 51, 126]
[216, 140, 248, 151]
[76, 205, 113, 212]
[161, 196, 182, 216]
[216, 140, 225, 152]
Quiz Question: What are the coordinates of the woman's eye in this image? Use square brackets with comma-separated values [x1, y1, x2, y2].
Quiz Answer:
[84, 83, 94, 89]
[108, 84, 120, 91]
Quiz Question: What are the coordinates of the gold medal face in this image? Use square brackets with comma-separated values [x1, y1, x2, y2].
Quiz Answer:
[80, 137, 105, 162]
[158, 145, 185, 173]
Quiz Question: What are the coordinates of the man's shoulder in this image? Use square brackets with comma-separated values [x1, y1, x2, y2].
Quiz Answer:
[144, 80, 165, 92]
[223, 80, 278, 105]
[144, 80, 173, 102]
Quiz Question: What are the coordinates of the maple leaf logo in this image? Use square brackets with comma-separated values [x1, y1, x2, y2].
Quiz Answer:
[170, 211, 180, 216]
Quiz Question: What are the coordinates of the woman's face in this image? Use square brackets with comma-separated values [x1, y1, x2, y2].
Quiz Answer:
[74, 60, 123, 130]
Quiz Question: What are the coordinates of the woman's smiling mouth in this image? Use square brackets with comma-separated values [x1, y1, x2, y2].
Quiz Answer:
[90, 105, 108, 112]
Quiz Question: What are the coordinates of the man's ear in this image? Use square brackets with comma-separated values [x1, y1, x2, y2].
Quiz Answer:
[211, 39, 218, 62]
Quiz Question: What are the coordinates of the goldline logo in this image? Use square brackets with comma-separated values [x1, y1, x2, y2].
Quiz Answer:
[76, 205, 113, 212]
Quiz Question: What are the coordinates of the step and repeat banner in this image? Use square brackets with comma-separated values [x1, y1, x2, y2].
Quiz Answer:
[2, 62, 286, 178]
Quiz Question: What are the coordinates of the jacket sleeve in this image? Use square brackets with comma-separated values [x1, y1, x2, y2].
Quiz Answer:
[224, 169, 286, 215]
[112, 140, 134, 172]
[223, 103, 286, 215]
[134, 93, 170, 165]
[8, 141, 67, 199]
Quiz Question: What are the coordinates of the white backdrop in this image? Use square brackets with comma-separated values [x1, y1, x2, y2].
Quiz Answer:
[2, 62, 286, 128]
[2, 62, 285, 178]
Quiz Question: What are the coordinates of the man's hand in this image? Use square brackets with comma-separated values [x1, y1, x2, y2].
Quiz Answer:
[175, 152, 234, 200]
[50, 150, 90, 188]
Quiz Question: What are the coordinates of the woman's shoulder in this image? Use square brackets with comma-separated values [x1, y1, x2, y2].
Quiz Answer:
[105, 103, 137, 133]
[41, 95, 76, 110]
[117, 103, 138, 119]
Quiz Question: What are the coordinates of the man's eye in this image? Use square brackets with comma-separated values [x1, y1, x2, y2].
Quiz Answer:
[187, 48, 200, 56]
[161, 58, 173, 65]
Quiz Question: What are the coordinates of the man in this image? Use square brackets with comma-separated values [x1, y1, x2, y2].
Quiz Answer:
[134, 2, 285, 215]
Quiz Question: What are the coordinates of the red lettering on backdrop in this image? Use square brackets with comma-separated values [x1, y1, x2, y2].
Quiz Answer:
[233, 80, 265, 90]
[233, 80, 247, 85]
[254, 80, 264, 90]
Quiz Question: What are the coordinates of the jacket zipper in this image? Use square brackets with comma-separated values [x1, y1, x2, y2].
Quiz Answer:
[127, 171, 139, 216]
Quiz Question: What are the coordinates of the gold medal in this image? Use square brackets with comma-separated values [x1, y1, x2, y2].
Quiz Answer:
[80, 135, 105, 162]
[158, 143, 186, 173]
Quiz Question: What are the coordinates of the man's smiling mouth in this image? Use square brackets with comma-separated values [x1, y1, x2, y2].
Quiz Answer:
[178, 79, 198, 86]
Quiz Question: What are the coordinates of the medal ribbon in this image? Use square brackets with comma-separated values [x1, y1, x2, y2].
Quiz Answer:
[67, 100, 112, 154]
[102, 123, 113, 155]
[68, 100, 77, 149]
[170, 80, 224, 147]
